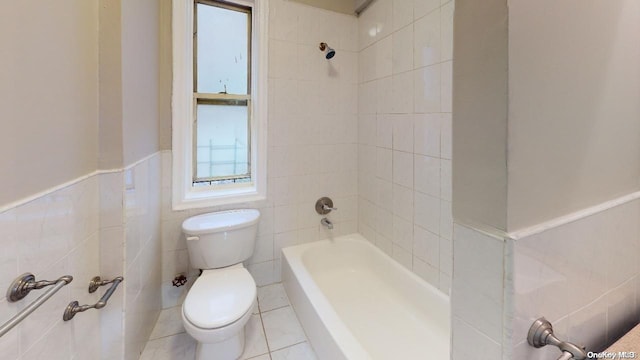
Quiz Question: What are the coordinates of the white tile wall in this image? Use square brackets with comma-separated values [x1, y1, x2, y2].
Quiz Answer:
[122, 154, 163, 360]
[0, 176, 100, 359]
[159, 0, 359, 308]
[452, 224, 505, 346]
[510, 198, 640, 358]
[453, 196, 640, 360]
[356, 0, 453, 294]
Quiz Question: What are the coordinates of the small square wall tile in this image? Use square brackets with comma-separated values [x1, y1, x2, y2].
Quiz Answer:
[0, 317, 18, 360]
[414, 0, 440, 20]
[452, 224, 504, 343]
[413, 257, 439, 287]
[392, 244, 413, 270]
[391, 71, 414, 114]
[392, 184, 414, 222]
[376, 148, 393, 181]
[440, 2, 454, 61]
[414, 113, 441, 157]
[413, 225, 439, 267]
[375, 36, 393, 79]
[392, 24, 414, 74]
[452, 317, 501, 360]
[377, 115, 393, 149]
[258, 283, 291, 312]
[568, 295, 608, 351]
[393, 0, 414, 31]
[414, 65, 441, 114]
[392, 151, 413, 188]
[0, 209, 18, 295]
[392, 114, 414, 153]
[414, 192, 440, 235]
[261, 306, 306, 351]
[392, 216, 414, 252]
[440, 61, 452, 113]
[414, 155, 440, 198]
[440, 114, 452, 160]
[413, 9, 441, 68]
[248, 261, 275, 287]
[22, 319, 72, 360]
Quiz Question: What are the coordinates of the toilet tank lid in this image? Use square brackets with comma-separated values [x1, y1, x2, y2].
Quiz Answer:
[182, 209, 260, 235]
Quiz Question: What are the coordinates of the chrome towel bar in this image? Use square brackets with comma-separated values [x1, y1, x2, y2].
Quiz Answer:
[0, 273, 73, 337]
[63, 276, 123, 321]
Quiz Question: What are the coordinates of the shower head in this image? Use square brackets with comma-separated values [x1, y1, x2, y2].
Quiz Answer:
[319, 42, 336, 59]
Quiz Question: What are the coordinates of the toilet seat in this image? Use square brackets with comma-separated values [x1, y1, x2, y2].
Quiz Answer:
[183, 266, 256, 329]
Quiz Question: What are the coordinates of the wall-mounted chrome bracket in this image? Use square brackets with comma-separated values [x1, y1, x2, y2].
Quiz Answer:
[6, 273, 73, 302]
[1, 273, 73, 337]
[528, 317, 588, 360]
[315, 197, 337, 215]
[64, 276, 123, 321]
[88, 276, 120, 293]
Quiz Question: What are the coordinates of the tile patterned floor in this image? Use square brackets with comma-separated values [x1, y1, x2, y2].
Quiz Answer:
[140, 283, 318, 360]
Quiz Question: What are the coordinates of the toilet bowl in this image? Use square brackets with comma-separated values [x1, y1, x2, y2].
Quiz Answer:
[180, 209, 260, 360]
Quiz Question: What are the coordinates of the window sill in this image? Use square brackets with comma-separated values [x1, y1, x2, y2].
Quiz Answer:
[173, 185, 266, 211]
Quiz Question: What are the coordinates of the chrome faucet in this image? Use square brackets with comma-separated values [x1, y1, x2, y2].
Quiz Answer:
[321, 218, 333, 230]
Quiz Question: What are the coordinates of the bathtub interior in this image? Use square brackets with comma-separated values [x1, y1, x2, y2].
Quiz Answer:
[287, 234, 451, 359]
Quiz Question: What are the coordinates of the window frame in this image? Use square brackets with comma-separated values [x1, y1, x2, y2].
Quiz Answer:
[172, 0, 268, 210]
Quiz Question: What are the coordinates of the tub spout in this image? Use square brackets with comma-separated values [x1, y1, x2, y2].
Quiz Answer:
[321, 218, 333, 230]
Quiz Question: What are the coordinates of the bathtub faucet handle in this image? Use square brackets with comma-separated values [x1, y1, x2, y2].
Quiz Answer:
[315, 197, 337, 215]
[322, 204, 338, 211]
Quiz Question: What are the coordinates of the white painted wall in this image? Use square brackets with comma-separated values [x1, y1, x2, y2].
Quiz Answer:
[507, 0, 640, 231]
[0, 1, 99, 206]
[121, 0, 161, 167]
[451, 0, 508, 232]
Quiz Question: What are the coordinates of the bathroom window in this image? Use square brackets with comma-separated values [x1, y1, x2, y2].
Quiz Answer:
[172, 0, 268, 209]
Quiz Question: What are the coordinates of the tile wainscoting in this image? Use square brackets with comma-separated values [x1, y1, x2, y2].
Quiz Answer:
[0, 152, 162, 360]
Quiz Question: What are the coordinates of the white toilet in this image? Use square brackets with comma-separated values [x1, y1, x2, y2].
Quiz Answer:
[181, 209, 261, 360]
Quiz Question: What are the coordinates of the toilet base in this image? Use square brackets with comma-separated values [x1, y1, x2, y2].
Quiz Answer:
[195, 327, 246, 360]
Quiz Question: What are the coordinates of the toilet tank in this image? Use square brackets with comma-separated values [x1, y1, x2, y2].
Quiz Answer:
[182, 209, 260, 269]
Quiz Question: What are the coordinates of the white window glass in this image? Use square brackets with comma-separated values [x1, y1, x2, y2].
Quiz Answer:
[195, 103, 249, 180]
[194, 1, 252, 184]
[196, 3, 249, 95]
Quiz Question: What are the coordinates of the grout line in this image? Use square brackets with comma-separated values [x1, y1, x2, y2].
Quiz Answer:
[148, 329, 187, 342]
[269, 340, 308, 353]
[256, 298, 273, 360]
[260, 304, 290, 314]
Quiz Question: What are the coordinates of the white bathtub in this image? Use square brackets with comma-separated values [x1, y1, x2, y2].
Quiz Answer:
[282, 234, 450, 360]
